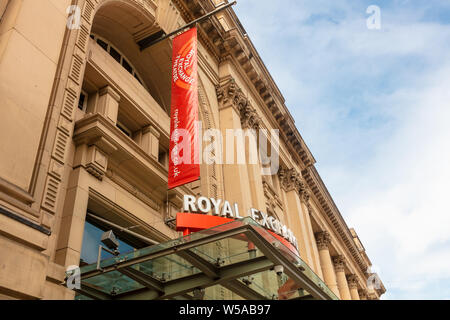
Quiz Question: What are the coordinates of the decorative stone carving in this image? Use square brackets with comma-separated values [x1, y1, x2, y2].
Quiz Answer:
[278, 166, 309, 198]
[347, 274, 359, 289]
[300, 188, 310, 204]
[333, 255, 346, 272]
[315, 231, 331, 250]
[306, 203, 314, 216]
[358, 289, 368, 300]
[216, 78, 260, 129]
[240, 105, 261, 130]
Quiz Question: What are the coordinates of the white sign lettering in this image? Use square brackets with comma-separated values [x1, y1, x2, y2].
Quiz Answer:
[182, 195, 298, 250]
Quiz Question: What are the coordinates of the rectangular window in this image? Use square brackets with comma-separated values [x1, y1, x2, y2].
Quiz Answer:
[78, 91, 87, 111]
[80, 220, 137, 266]
[158, 149, 168, 168]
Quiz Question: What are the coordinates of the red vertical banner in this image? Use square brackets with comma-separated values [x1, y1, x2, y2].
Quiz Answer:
[168, 28, 200, 189]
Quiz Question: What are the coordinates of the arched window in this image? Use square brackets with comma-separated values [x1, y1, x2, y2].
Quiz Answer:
[90, 34, 147, 91]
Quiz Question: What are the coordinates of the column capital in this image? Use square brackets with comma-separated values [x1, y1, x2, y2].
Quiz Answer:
[315, 231, 331, 250]
[216, 78, 260, 129]
[358, 289, 368, 300]
[278, 166, 307, 195]
[332, 255, 346, 272]
[347, 274, 359, 289]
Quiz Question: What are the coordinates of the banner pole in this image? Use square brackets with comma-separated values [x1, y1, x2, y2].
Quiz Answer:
[139, 1, 237, 51]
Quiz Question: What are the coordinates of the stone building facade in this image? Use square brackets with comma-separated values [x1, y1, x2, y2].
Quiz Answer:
[0, 0, 385, 300]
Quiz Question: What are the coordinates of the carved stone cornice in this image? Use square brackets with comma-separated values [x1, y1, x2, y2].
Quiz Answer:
[216, 78, 261, 129]
[315, 231, 331, 250]
[347, 274, 359, 289]
[332, 255, 346, 272]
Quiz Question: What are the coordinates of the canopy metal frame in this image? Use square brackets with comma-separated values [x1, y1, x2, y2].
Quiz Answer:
[72, 219, 337, 301]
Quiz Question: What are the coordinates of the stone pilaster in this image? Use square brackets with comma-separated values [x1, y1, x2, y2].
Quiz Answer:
[333, 255, 352, 300]
[216, 78, 254, 214]
[315, 231, 340, 298]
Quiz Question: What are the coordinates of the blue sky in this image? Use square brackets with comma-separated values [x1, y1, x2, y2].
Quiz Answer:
[234, 0, 450, 299]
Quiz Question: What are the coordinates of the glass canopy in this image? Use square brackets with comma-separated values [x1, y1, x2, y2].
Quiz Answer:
[70, 217, 338, 300]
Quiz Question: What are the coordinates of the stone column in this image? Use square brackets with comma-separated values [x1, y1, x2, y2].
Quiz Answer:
[315, 231, 340, 298]
[333, 255, 352, 300]
[347, 274, 361, 300]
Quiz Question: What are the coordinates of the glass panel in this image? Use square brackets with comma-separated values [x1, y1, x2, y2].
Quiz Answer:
[75, 294, 93, 300]
[109, 46, 121, 63]
[191, 234, 263, 267]
[132, 252, 200, 282]
[249, 222, 339, 300]
[77, 93, 86, 111]
[80, 221, 136, 265]
[240, 269, 306, 300]
[96, 38, 108, 51]
[83, 270, 144, 296]
[80, 219, 248, 275]
[203, 285, 244, 300]
[77, 217, 337, 300]
[122, 58, 133, 74]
